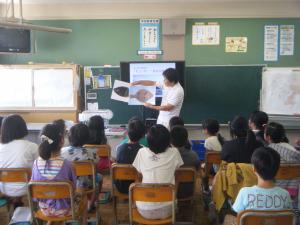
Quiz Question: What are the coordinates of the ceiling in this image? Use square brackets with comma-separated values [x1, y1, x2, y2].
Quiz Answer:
[0, 0, 299, 3]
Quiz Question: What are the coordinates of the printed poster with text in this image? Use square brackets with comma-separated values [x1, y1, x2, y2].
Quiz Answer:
[139, 19, 162, 55]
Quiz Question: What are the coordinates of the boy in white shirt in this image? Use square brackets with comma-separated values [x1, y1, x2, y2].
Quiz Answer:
[133, 124, 183, 219]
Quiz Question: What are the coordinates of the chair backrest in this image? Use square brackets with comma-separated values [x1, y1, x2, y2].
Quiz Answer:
[111, 163, 138, 196]
[73, 160, 96, 190]
[84, 144, 111, 158]
[0, 168, 31, 182]
[237, 209, 296, 225]
[204, 151, 221, 176]
[275, 164, 300, 180]
[111, 163, 138, 181]
[129, 183, 176, 224]
[175, 167, 197, 200]
[27, 181, 75, 220]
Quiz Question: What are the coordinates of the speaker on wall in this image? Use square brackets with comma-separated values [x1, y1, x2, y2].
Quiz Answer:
[162, 19, 186, 35]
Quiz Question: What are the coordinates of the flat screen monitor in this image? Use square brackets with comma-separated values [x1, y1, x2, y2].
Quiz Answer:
[120, 61, 185, 97]
[0, 27, 31, 53]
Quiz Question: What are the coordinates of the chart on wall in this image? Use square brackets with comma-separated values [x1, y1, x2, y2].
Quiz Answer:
[261, 68, 300, 115]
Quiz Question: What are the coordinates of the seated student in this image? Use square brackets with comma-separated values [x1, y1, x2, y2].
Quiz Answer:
[169, 116, 184, 130]
[229, 147, 292, 220]
[170, 125, 200, 198]
[169, 116, 192, 149]
[249, 110, 269, 146]
[0, 114, 38, 198]
[31, 124, 87, 224]
[53, 119, 68, 146]
[61, 123, 101, 211]
[221, 116, 262, 163]
[86, 115, 110, 171]
[115, 118, 145, 194]
[118, 117, 148, 147]
[133, 124, 183, 219]
[265, 122, 300, 163]
[203, 118, 224, 152]
[87, 115, 107, 145]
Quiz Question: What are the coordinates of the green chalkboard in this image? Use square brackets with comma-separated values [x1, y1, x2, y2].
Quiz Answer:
[84, 65, 263, 124]
[181, 65, 264, 124]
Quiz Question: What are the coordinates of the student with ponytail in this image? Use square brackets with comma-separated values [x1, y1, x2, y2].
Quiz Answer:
[221, 116, 262, 163]
[31, 124, 87, 222]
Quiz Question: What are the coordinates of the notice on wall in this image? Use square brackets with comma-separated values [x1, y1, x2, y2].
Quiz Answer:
[225, 37, 247, 53]
[280, 25, 294, 56]
[264, 25, 279, 61]
[92, 75, 112, 89]
[140, 19, 160, 51]
[192, 23, 220, 45]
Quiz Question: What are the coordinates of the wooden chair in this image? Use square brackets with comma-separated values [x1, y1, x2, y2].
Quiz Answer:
[175, 167, 197, 201]
[237, 209, 296, 225]
[27, 181, 86, 224]
[175, 167, 197, 223]
[0, 168, 31, 210]
[129, 183, 176, 225]
[84, 144, 111, 159]
[202, 151, 221, 178]
[84, 144, 111, 172]
[73, 160, 100, 224]
[275, 164, 300, 180]
[111, 163, 139, 225]
[73, 160, 96, 194]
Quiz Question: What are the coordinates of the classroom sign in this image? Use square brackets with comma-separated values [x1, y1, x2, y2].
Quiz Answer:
[138, 19, 162, 55]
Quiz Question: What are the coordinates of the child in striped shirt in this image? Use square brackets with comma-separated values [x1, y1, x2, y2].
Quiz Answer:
[31, 124, 87, 223]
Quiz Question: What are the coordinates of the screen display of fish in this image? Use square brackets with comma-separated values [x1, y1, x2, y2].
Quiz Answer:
[128, 86, 156, 105]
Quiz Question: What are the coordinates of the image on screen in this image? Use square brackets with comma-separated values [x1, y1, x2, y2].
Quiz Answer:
[129, 62, 175, 97]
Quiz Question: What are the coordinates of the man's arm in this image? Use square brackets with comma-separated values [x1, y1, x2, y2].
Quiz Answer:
[131, 80, 156, 86]
[144, 103, 175, 112]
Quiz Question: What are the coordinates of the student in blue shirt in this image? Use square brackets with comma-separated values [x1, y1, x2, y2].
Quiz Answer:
[233, 146, 292, 213]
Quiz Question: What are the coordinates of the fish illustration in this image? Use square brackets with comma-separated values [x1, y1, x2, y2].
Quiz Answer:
[130, 89, 153, 103]
[114, 86, 129, 97]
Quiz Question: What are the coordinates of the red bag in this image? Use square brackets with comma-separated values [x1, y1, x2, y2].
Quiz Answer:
[97, 157, 111, 170]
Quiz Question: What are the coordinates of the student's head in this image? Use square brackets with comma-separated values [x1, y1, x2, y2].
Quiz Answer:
[69, 123, 90, 147]
[251, 147, 280, 181]
[88, 115, 105, 131]
[163, 68, 179, 87]
[249, 111, 268, 131]
[53, 119, 66, 136]
[147, 124, 170, 154]
[169, 116, 184, 130]
[170, 125, 188, 148]
[39, 124, 64, 160]
[265, 122, 286, 144]
[203, 118, 220, 136]
[128, 118, 146, 142]
[0, 114, 28, 144]
[87, 115, 105, 144]
[229, 116, 248, 138]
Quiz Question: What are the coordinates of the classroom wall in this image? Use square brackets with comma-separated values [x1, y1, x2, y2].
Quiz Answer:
[1, 2, 300, 19]
[1, 18, 299, 66]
